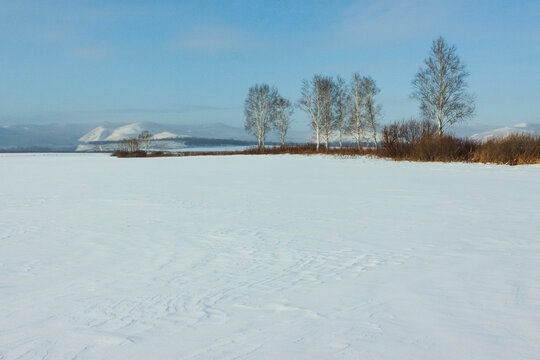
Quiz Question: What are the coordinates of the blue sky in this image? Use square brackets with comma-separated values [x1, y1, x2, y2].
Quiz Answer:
[0, 0, 538, 129]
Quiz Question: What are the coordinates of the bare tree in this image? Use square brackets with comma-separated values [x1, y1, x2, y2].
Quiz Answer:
[244, 84, 278, 150]
[119, 138, 139, 152]
[275, 96, 293, 147]
[319, 76, 336, 149]
[299, 76, 323, 151]
[138, 130, 152, 151]
[334, 76, 347, 149]
[346, 73, 366, 150]
[362, 76, 382, 148]
[412, 37, 475, 136]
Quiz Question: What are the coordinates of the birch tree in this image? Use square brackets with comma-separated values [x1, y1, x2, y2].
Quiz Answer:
[319, 76, 336, 149]
[275, 96, 293, 147]
[138, 130, 152, 151]
[347, 73, 366, 150]
[299, 76, 323, 151]
[362, 77, 381, 148]
[334, 76, 347, 149]
[412, 37, 475, 136]
[244, 84, 278, 150]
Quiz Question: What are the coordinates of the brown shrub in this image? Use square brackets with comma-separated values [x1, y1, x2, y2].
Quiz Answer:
[410, 135, 477, 162]
[112, 150, 147, 158]
[382, 119, 438, 158]
[381, 122, 539, 164]
[473, 134, 540, 165]
[381, 123, 404, 157]
[181, 145, 368, 157]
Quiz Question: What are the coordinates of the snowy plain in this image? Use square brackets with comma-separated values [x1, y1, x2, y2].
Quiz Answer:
[0, 153, 539, 359]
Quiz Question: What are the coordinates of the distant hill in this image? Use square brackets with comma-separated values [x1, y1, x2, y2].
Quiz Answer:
[0, 122, 258, 150]
[79, 122, 311, 144]
[79, 122, 188, 142]
[0, 123, 96, 150]
[469, 123, 540, 142]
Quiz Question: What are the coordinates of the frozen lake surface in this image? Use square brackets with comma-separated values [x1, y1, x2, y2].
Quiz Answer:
[1, 153, 539, 359]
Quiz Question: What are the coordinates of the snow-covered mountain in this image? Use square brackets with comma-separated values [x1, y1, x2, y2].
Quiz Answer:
[78, 121, 310, 143]
[79, 122, 187, 142]
[78, 126, 111, 142]
[0, 121, 256, 150]
[152, 131, 185, 140]
[469, 123, 540, 142]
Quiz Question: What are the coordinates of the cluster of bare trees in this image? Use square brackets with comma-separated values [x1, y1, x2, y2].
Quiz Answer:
[299, 74, 381, 151]
[117, 130, 153, 152]
[244, 84, 294, 150]
[244, 74, 381, 151]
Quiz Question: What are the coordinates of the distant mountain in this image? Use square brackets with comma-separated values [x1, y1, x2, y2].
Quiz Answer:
[0, 123, 96, 150]
[78, 126, 110, 142]
[78, 122, 310, 143]
[0, 121, 256, 150]
[469, 123, 540, 142]
[79, 122, 188, 142]
[446, 123, 503, 139]
[169, 122, 252, 141]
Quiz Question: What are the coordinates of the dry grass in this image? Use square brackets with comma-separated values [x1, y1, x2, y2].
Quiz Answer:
[384, 134, 540, 165]
[112, 134, 540, 165]
[112, 145, 374, 158]
[378, 119, 540, 165]
[472, 134, 540, 165]
[407, 135, 477, 162]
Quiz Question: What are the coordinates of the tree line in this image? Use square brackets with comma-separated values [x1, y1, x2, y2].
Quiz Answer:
[244, 36, 475, 150]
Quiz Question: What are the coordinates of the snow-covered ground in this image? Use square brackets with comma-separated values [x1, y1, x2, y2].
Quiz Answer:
[1, 154, 539, 359]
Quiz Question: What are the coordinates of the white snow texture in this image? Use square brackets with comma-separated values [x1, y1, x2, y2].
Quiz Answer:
[0, 154, 539, 359]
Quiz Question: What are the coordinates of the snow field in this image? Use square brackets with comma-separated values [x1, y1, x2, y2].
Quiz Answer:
[0, 154, 539, 359]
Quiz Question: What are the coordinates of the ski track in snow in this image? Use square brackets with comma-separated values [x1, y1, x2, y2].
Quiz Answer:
[0, 153, 539, 359]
